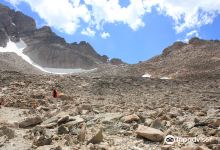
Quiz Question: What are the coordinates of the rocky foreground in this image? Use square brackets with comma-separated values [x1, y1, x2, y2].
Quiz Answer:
[0, 71, 219, 150]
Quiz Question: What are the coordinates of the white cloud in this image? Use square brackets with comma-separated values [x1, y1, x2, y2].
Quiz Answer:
[84, 0, 147, 31]
[101, 32, 110, 39]
[183, 30, 200, 42]
[81, 27, 96, 37]
[143, 0, 220, 33]
[6, 0, 148, 35]
[5, 0, 220, 37]
[186, 30, 199, 38]
[6, 0, 91, 34]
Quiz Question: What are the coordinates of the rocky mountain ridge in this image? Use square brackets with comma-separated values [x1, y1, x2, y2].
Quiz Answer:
[0, 4, 124, 70]
[1, 3, 219, 78]
[125, 37, 220, 79]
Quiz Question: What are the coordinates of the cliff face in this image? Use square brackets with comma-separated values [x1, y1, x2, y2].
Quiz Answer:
[0, 4, 36, 45]
[0, 4, 122, 70]
[21, 26, 106, 69]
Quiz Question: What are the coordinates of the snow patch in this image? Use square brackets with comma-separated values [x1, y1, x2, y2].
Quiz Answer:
[0, 39, 52, 73]
[142, 73, 151, 78]
[0, 40, 96, 74]
[160, 77, 171, 80]
[43, 68, 97, 74]
[0, 39, 26, 53]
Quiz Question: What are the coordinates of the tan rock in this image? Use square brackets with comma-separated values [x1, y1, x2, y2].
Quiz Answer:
[19, 116, 42, 128]
[189, 127, 203, 136]
[57, 115, 69, 125]
[144, 118, 153, 126]
[87, 128, 103, 144]
[78, 123, 86, 142]
[150, 118, 166, 131]
[121, 114, 140, 123]
[136, 125, 164, 142]
[65, 115, 84, 128]
[101, 113, 124, 124]
[81, 110, 89, 115]
[207, 129, 217, 136]
[211, 119, 220, 127]
[168, 107, 182, 118]
[183, 121, 195, 130]
[40, 122, 57, 128]
[78, 104, 92, 114]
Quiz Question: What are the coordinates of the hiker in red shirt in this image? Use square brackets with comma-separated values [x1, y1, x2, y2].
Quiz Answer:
[52, 89, 58, 98]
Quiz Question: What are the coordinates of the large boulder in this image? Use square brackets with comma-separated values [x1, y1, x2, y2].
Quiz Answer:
[136, 125, 164, 142]
[19, 116, 43, 128]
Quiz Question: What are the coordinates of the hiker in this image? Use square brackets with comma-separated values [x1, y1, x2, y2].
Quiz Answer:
[52, 89, 58, 98]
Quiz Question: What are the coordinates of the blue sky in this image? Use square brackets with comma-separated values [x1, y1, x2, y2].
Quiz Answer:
[1, 0, 220, 64]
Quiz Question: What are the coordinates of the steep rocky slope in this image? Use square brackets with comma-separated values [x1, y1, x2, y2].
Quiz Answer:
[84, 38, 220, 80]
[125, 38, 220, 79]
[0, 53, 43, 74]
